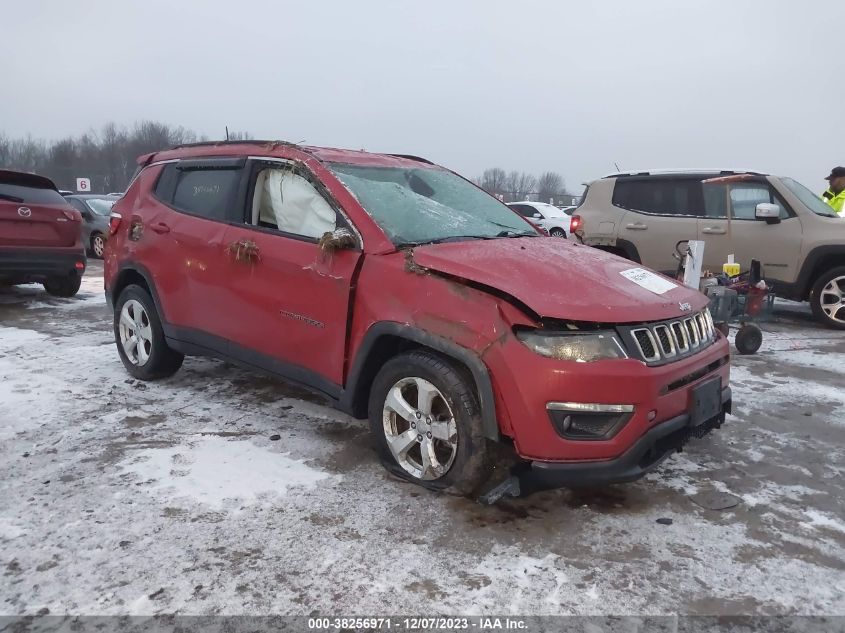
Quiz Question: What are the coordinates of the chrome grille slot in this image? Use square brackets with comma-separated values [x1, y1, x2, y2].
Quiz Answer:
[685, 317, 700, 347]
[696, 313, 708, 339]
[654, 324, 676, 357]
[671, 322, 689, 352]
[632, 328, 660, 362]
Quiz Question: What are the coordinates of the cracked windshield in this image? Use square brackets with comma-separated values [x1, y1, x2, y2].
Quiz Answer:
[330, 164, 536, 245]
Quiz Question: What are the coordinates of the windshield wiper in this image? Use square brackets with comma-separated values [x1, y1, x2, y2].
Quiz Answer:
[428, 235, 496, 244]
[396, 235, 494, 247]
[496, 230, 538, 238]
[0, 193, 25, 203]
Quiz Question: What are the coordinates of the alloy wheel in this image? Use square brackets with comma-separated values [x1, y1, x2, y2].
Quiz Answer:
[820, 275, 845, 324]
[93, 235, 105, 258]
[119, 299, 153, 366]
[382, 377, 458, 481]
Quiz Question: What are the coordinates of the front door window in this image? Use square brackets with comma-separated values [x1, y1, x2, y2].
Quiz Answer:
[252, 168, 336, 239]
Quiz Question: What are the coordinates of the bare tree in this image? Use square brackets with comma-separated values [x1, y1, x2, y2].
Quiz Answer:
[0, 120, 206, 193]
[227, 130, 252, 141]
[537, 171, 565, 203]
[516, 171, 537, 200]
[480, 167, 507, 197]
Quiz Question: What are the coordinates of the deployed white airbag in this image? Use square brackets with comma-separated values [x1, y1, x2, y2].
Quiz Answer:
[258, 169, 335, 239]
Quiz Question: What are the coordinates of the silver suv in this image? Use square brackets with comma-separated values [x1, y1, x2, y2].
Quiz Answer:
[575, 169, 845, 329]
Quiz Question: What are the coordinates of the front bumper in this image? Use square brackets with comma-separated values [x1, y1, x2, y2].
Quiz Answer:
[521, 387, 731, 490]
[0, 247, 86, 280]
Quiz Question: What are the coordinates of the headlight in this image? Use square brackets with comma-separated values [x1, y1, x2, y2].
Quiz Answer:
[515, 330, 628, 362]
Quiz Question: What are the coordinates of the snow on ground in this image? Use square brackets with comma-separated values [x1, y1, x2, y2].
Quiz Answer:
[122, 435, 333, 510]
[1, 264, 844, 616]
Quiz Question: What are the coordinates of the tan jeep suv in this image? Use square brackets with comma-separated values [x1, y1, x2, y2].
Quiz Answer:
[575, 169, 845, 329]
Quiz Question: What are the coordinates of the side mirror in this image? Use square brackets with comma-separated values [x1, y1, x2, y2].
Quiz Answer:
[319, 227, 356, 254]
[755, 203, 781, 224]
[532, 212, 543, 219]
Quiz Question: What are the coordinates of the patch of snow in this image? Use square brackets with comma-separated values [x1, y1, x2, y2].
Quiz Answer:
[120, 435, 333, 510]
[802, 510, 845, 534]
[0, 518, 25, 540]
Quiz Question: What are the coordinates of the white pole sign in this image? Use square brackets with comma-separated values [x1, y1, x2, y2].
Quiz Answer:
[76, 178, 91, 192]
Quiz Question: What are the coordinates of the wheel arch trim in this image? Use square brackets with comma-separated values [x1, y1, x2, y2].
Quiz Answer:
[107, 261, 165, 317]
[342, 322, 501, 441]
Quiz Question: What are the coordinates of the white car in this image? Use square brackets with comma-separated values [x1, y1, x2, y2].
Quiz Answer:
[507, 201, 576, 238]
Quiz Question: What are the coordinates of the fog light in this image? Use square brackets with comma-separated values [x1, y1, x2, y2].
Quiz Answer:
[546, 402, 634, 440]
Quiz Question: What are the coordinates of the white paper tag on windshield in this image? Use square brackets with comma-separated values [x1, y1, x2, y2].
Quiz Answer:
[620, 267, 678, 295]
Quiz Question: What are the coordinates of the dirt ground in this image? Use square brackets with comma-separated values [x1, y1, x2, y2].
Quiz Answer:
[1, 261, 843, 616]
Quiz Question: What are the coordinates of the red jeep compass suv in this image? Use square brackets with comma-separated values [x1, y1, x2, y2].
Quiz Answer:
[105, 141, 731, 498]
[0, 170, 86, 296]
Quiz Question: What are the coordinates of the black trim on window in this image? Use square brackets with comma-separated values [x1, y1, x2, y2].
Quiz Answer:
[176, 157, 246, 170]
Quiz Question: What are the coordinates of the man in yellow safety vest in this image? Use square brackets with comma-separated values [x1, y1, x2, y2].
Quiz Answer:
[822, 166, 845, 216]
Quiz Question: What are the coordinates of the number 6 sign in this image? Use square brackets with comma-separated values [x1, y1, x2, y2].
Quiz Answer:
[76, 177, 91, 192]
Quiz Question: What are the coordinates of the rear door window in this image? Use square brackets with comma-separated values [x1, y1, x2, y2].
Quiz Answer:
[171, 167, 242, 222]
[612, 179, 702, 216]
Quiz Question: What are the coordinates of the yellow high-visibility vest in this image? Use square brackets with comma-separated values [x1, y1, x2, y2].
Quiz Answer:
[822, 188, 845, 216]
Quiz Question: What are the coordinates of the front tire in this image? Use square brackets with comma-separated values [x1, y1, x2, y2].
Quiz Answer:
[368, 350, 489, 495]
[114, 284, 184, 380]
[809, 266, 845, 330]
[43, 275, 82, 297]
[550, 228, 566, 238]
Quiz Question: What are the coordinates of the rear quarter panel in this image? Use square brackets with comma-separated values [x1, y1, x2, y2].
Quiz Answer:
[578, 178, 620, 246]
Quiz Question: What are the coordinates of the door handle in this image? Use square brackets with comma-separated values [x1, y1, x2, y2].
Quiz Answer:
[150, 222, 171, 234]
[701, 226, 727, 235]
[227, 239, 261, 263]
[625, 222, 648, 230]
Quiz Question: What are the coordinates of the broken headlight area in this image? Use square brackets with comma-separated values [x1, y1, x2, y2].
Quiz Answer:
[515, 329, 628, 362]
[546, 402, 634, 440]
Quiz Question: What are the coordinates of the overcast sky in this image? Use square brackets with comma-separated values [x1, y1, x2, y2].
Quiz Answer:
[2, 0, 843, 192]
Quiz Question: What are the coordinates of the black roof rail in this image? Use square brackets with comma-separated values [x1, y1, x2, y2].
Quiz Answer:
[168, 139, 298, 151]
[605, 168, 768, 179]
[387, 153, 435, 165]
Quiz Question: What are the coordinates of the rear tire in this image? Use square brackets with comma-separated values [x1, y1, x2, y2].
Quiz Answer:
[43, 275, 82, 298]
[809, 266, 845, 330]
[550, 228, 566, 238]
[368, 350, 490, 496]
[90, 233, 106, 259]
[114, 284, 184, 380]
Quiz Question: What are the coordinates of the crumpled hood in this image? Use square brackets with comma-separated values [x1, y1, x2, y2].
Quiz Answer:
[410, 238, 708, 324]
